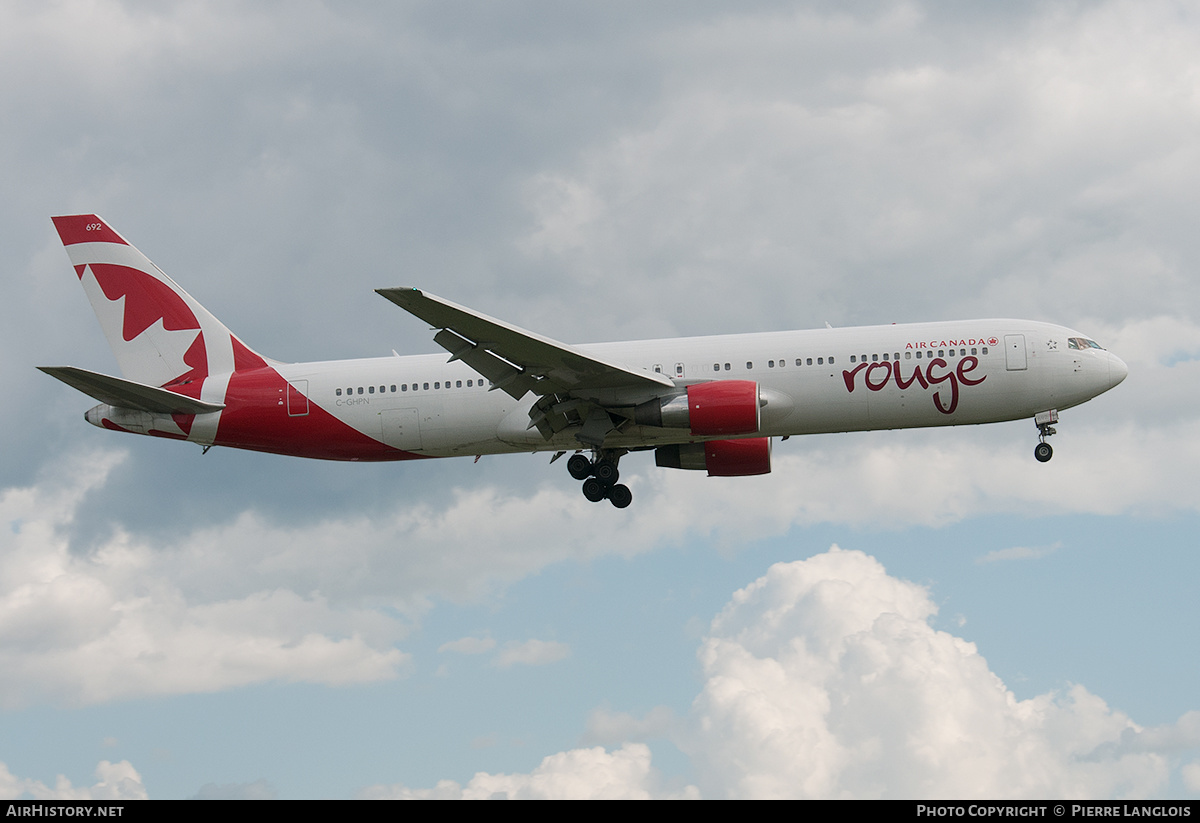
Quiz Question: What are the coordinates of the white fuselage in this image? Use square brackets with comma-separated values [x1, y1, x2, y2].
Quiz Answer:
[252, 319, 1125, 459]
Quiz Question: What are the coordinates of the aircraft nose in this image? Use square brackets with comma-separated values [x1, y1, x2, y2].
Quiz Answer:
[1109, 353, 1128, 389]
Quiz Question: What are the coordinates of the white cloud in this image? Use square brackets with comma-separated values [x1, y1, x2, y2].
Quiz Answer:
[0, 451, 408, 707]
[493, 639, 571, 669]
[358, 743, 698, 800]
[683, 548, 1197, 798]
[1183, 761, 1200, 793]
[515, 1, 1200, 334]
[361, 546, 1200, 799]
[0, 1, 355, 97]
[0, 760, 147, 801]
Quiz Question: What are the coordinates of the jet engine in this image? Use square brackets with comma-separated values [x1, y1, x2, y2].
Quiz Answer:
[634, 380, 760, 436]
[655, 437, 772, 476]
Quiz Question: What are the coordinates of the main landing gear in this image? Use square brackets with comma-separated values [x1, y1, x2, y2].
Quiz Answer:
[1034, 409, 1058, 463]
[567, 451, 632, 508]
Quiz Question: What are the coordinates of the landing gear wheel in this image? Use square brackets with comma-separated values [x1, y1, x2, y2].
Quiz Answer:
[582, 478, 607, 502]
[567, 454, 592, 480]
[593, 459, 619, 484]
[1032, 410, 1058, 464]
[607, 484, 632, 509]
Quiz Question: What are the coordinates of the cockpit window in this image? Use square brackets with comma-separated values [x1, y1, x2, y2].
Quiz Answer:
[1068, 337, 1105, 351]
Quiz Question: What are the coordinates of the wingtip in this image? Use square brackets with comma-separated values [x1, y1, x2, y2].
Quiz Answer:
[376, 287, 421, 298]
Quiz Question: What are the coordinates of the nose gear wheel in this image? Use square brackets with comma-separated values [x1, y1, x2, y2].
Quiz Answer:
[1033, 410, 1058, 463]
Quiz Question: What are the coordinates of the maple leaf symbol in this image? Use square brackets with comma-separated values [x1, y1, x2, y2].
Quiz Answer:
[81, 264, 203, 387]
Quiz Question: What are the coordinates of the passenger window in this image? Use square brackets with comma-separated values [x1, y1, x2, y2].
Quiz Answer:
[883, 353, 890, 361]
[829, 356, 835, 364]
[905, 352, 912, 360]
[938, 350, 945, 358]
[768, 360, 775, 368]
[806, 358, 813, 366]
[336, 389, 342, 396]
[872, 354, 879, 362]
[457, 380, 462, 388]
[982, 347, 989, 355]
[724, 363, 731, 371]
[817, 357, 824, 365]
[746, 361, 753, 369]
[369, 386, 375, 394]
[850, 356, 856, 363]
[357, 387, 363, 395]
[713, 363, 720, 372]
[423, 383, 429, 390]
[795, 359, 802, 366]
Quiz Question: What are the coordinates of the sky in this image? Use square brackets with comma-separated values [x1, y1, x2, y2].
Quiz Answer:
[2, 0, 1200, 800]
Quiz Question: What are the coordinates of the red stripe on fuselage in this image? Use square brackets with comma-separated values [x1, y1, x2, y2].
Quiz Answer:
[215, 366, 427, 462]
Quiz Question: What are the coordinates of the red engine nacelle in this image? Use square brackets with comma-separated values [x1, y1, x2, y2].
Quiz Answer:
[635, 380, 761, 436]
[686, 380, 760, 435]
[702, 437, 772, 476]
[655, 437, 772, 477]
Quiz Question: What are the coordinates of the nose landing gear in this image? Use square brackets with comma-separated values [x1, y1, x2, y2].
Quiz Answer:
[1034, 409, 1058, 463]
[567, 450, 632, 508]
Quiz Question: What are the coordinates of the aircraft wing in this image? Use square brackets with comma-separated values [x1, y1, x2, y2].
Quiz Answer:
[376, 288, 674, 400]
[38, 366, 226, 415]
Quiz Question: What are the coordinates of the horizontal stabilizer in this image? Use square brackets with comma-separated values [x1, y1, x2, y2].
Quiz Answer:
[38, 366, 225, 415]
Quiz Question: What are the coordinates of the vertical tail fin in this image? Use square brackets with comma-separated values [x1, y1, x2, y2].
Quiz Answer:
[51, 215, 270, 398]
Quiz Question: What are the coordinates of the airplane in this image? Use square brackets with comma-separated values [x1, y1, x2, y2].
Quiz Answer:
[41, 214, 1128, 509]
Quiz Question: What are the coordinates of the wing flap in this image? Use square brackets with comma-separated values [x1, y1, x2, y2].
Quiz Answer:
[377, 288, 673, 400]
[432, 328, 540, 399]
[39, 366, 225, 415]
